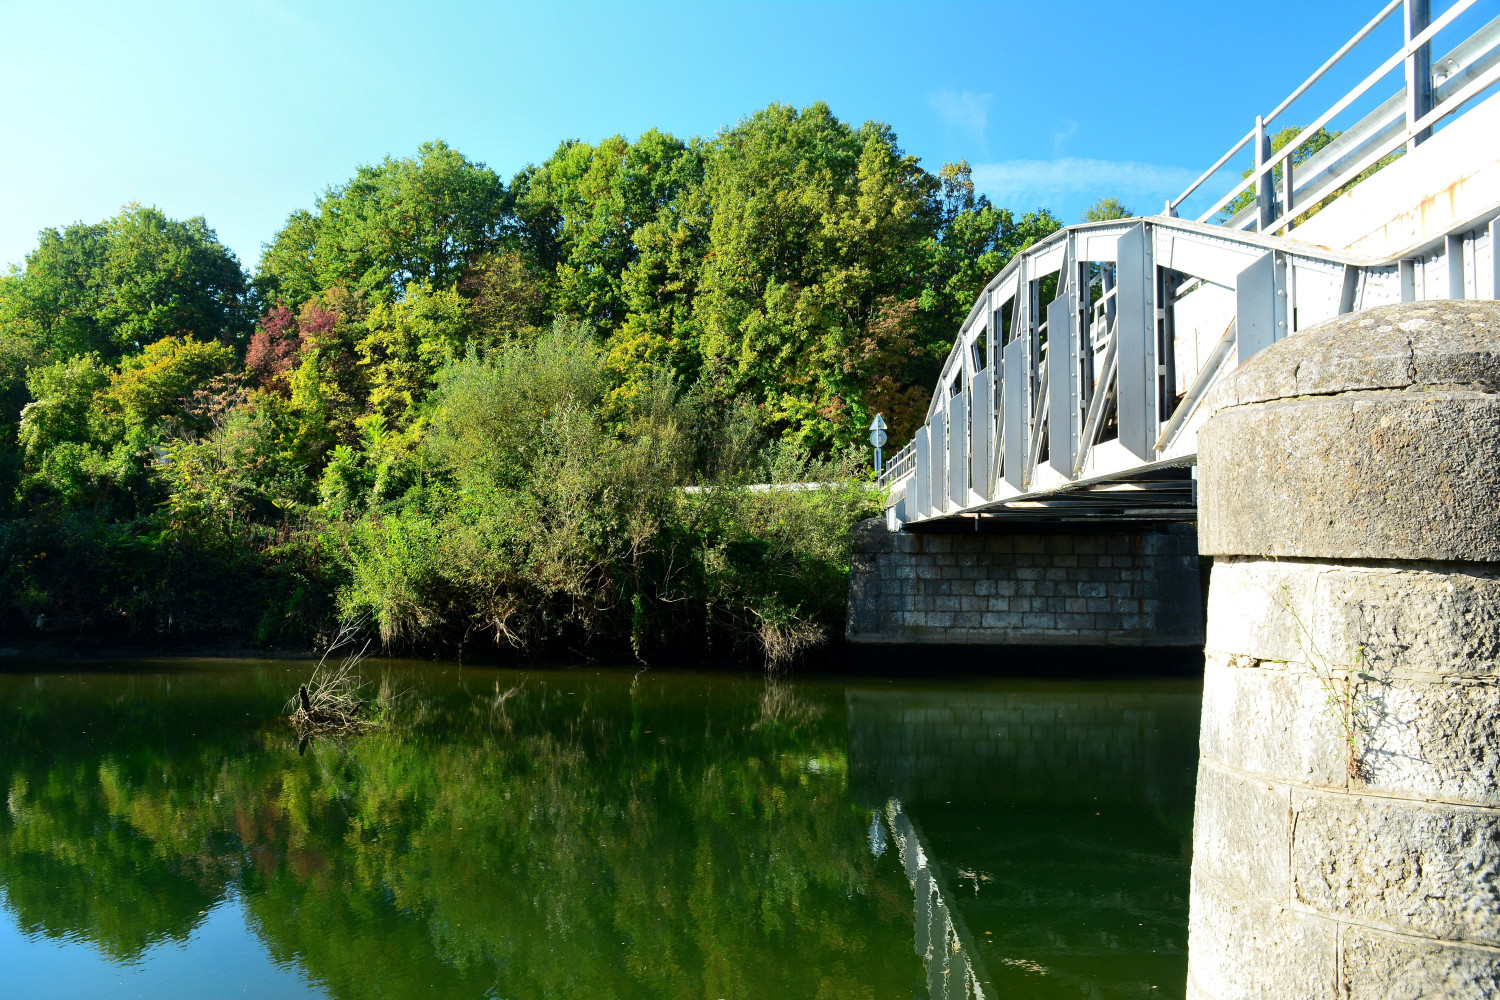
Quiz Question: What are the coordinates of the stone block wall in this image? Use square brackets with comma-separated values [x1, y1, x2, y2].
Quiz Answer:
[1187, 302, 1500, 999]
[846, 519, 1204, 646]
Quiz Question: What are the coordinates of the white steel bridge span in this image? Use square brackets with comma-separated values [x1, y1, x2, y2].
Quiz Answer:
[881, 0, 1500, 528]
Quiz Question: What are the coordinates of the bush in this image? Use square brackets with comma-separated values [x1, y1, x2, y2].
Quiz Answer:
[333, 320, 880, 662]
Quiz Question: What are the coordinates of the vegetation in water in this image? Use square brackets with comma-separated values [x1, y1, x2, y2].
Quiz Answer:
[288, 621, 389, 735]
[0, 104, 1067, 660]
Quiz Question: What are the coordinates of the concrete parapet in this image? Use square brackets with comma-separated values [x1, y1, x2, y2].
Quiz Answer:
[1187, 301, 1500, 999]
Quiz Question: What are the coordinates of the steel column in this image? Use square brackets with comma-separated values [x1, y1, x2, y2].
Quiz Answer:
[924, 416, 936, 512]
[1002, 337, 1028, 491]
[1255, 116, 1276, 232]
[1047, 285, 1080, 477]
[947, 394, 967, 507]
[1115, 223, 1157, 460]
[1447, 233, 1467, 299]
[970, 368, 992, 499]
[912, 426, 930, 516]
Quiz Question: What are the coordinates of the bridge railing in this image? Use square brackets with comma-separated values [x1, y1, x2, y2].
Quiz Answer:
[1170, 0, 1500, 234]
[880, 0, 1500, 528]
[881, 208, 1500, 524]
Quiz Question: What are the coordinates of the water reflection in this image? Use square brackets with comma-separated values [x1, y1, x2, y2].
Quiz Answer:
[0, 663, 1199, 1000]
[886, 799, 989, 1000]
[849, 681, 1202, 999]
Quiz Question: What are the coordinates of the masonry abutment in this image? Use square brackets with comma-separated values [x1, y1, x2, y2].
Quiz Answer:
[846, 520, 1204, 647]
[1187, 301, 1500, 999]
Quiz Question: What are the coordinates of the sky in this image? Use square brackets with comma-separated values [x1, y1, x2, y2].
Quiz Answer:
[0, 0, 1460, 272]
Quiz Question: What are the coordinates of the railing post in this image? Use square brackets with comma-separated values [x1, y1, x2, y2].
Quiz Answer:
[1255, 115, 1275, 232]
[1281, 154, 1295, 233]
[1405, 0, 1433, 149]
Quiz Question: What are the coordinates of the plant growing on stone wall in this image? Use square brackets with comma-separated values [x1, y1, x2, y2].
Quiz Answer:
[1273, 583, 1374, 781]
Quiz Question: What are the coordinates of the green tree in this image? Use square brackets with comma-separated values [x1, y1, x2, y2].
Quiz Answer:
[357, 282, 469, 421]
[689, 104, 935, 450]
[0, 222, 110, 358]
[510, 130, 705, 330]
[0, 206, 248, 360]
[258, 141, 508, 304]
[460, 249, 549, 344]
[1083, 197, 1132, 221]
[104, 336, 236, 430]
[1221, 125, 1342, 223]
[17, 354, 113, 466]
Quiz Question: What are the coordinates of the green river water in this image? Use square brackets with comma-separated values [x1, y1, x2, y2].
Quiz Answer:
[0, 658, 1201, 999]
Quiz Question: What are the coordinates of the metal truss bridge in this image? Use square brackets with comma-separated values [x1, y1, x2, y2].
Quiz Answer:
[881, 0, 1500, 527]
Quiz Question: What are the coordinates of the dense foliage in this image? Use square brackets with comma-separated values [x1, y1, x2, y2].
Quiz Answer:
[0, 103, 1063, 660]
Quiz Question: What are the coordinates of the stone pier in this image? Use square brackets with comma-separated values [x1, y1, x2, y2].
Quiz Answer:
[1187, 301, 1500, 998]
[846, 520, 1204, 646]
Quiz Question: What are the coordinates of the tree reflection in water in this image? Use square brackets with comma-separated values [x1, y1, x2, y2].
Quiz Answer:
[0, 664, 919, 999]
[0, 663, 1200, 1000]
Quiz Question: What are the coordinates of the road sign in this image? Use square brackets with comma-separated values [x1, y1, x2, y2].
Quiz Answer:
[869, 414, 887, 431]
[868, 429, 888, 448]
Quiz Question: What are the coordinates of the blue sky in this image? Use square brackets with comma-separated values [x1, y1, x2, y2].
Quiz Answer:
[0, 0, 1457, 272]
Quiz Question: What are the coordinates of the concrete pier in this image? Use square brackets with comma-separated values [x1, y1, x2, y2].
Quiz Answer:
[1187, 301, 1500, 999]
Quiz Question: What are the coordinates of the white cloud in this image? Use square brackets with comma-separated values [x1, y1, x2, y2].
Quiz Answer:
[969, 158, 1199, 213]
[928, 90, 993, 138]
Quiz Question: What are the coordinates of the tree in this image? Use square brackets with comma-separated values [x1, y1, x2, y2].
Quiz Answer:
[0, 206, 248, 360]
[258, 141, 508, 305]
[460, 249, 549, 345]
[1083, 197, 1132, 221]
[357, 282, 468, 421]
[245, 301, 302, 385]
[102, 207, 250, 349]
[0, 222, 110, 358]
[1221, 126, 1341, 223]
[684, 112, 1058, 450]
[17, 354, 112, 465]
[510, 130, 704, 332]
[104, 336, 236, 430]
[688, 104, 939, 449]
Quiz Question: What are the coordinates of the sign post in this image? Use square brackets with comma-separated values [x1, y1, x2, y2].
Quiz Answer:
[868, 414, 888, 475]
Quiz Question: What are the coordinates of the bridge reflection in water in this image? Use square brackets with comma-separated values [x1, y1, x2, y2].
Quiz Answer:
[849, 683, 1201, 999]
[885, 798, 990, 999]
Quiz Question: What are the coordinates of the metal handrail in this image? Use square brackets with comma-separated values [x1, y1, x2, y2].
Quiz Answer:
[877, 441, 916, 488]
[1260, 53, 1500, 233]
[1265, 0, 1406, 124]
[1195, 0, 1482, 225]
[1171, 0, 1488, 228]
[1218, 11, 1500, 230]
[1168, 0, 1406, 218]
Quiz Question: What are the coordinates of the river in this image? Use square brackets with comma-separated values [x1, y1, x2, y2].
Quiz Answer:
[0, 658, 1200, 999]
